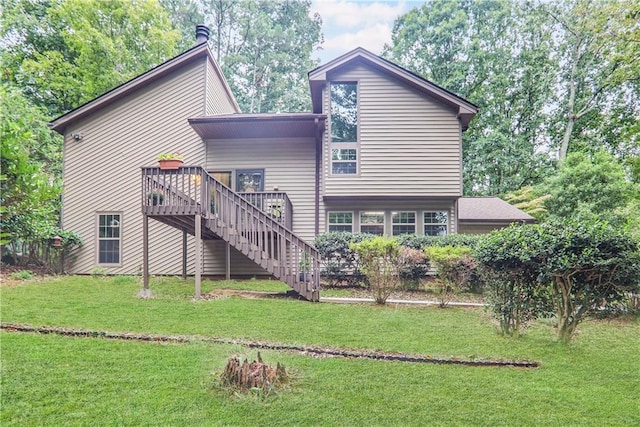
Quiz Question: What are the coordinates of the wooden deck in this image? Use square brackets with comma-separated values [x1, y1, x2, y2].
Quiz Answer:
[140, 166, 320, 301]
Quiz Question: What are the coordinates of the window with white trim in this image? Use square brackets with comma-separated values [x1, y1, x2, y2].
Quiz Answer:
[360, 212, 384, 235]
[98, 213, 121, 264]
[424, 211, 448, 236]
[328, 212, 353, 232]
[330, 82, 358, 175]
[392, 211, 416, 236]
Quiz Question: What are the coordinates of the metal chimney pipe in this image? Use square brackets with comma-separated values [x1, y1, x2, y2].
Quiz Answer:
[195, 25, 210, 44]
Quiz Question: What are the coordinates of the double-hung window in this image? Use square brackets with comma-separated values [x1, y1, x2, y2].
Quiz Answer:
[98, 213, 121, 265]
[330, 82, 358, 175]
[424, 211, 448, 236]
[392, 212, 416, 236]
[360, 212, 384, 235]
[328, 212, 353, 232]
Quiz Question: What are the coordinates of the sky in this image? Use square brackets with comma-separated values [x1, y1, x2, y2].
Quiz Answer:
[310, 0, 426, 64]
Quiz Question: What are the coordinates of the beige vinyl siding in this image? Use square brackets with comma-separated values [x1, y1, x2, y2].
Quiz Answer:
[458, 223, 508, 235]
[203, 240, 270, 276]
[62, 58, 208, 274]
[323, 63, 461, 197]
[205, 137, 317, 242]
[205, 58, 237, 115]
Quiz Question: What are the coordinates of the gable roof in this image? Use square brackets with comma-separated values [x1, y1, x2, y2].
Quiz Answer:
[48, 42, 240, 134]
[458, 197, 535, 223]
[308, 47, 479, 130]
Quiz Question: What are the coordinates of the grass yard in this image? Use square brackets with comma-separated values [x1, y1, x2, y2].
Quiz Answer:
[1, 276, 639, 426]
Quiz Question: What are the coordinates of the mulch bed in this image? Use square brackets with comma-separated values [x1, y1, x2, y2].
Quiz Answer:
[1, 323, 539, 368]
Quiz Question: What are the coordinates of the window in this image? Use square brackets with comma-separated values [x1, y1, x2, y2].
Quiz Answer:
[392, 212, 416, 236]
[424, 211, 448, 236]
[331, 149, 357, 174]
[328, 212, 353, 232]
[98, 214, 121, 264]
[211, 171, 232, 188]
[360, 212, 384, 235]
[236, 169, 264, 193]
[330, 82, 358, 175]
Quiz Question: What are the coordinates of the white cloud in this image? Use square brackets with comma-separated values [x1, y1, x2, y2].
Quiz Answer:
[322, 23, 392, 54]
[311, 1, 419, 63]
[312, 0, 407, 29]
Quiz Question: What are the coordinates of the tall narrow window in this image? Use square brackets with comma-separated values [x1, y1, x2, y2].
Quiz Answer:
[330, 82, 358, 174]
[328, 212, 353, 232]
[360, 212, 384, 235]
[98, 213, 121, 264]
[424, 211, 448, 236]
[392, 212, 416, 236]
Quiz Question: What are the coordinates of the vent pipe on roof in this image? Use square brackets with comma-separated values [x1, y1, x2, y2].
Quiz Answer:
[195, 25, 210, 44]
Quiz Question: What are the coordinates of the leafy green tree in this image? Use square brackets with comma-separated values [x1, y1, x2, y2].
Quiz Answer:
[542, 150, 634, 222]
[163, 0, 323, 113]
[0, 84, 62, 261]
[385, 0, 556, 195]
[351, 237, 402, 304]
[2, 0, 180, 115]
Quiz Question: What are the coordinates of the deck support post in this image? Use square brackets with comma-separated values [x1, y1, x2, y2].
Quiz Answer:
[225, 241, 231, 280]
[138, 213, 153, 298]
[182, 230, 187, 280]
[195, 214, 202, 298]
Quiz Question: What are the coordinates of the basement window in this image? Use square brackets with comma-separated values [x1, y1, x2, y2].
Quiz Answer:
[97, 213, 121, 265]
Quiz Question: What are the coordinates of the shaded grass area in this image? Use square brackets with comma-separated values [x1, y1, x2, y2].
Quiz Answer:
[2, 276, 639, 426]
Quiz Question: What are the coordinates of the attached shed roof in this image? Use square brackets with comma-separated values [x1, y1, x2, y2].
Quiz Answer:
[458, 197, 535, 223]
[48, 42, 239, 134]
[308, 47, 479, 130]
[189, 113, 326, 139]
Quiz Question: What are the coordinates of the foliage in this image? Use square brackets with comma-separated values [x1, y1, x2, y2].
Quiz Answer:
[9, 270, 35, 280]
[537, 220, 640, 343]
[156, 152, 185, 161]
[162, 0, 323, 113]
[395, 233, 482, 249]
[384, 0, 639, 195]
[502, 186, 549, 221]
[425, 246, 478, 307]
[542, 150, 635, 224]
[314, 232, 371, 286]
[1, 0, 180, 116]
[0, 84, 63, 263]
[475, 221, 640, 342]
[474, 225, 552, 336]
[397, 247, 430, 291]
[350, 237, 402, 304]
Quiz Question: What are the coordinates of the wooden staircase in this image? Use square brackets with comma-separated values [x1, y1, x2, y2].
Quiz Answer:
[141, 166, 320, 301]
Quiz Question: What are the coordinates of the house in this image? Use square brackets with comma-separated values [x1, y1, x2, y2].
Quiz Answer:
[49, 26, 533, 301]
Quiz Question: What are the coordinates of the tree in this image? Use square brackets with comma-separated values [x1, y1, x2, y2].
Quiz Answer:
[351, 237, 402, 304]
[542, 150, 635, 222]
[1, 0, 180, 116]
[385, 0, 557, 195]
[541, 0, 640, 159]
[163, 0, 323, 113]
[0, 84, 62, 262]
[384, 0, 639, 195]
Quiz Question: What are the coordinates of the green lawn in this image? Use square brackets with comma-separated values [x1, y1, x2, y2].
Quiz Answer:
[2, 276, 639, 426]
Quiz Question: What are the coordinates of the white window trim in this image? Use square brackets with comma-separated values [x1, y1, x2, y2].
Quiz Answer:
[327, 211, 354, 232]
[359, 211, 385, 235]
[392, 211, 417, 236]
[423, 210, 449, 236]
[96, 212, 123, 267]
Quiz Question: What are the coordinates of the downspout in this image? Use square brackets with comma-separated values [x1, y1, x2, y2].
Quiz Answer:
[314, 118, 322, 236]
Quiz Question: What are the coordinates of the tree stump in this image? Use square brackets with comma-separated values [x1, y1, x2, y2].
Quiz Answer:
[220, 352, 287, 393]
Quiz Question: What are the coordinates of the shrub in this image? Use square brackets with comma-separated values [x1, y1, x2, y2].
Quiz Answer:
[314, 232, 372, 286]
[9, 269, 34, 280]
[351, 237, 402, 304]
[425, 246, 477, 307]
[397, 246, 429, 290]
[396, 233, 481, 250]
[475, 221, 640, 342]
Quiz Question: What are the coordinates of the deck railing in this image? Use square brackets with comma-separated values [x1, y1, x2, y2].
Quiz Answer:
[141, 166, 319, 300]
